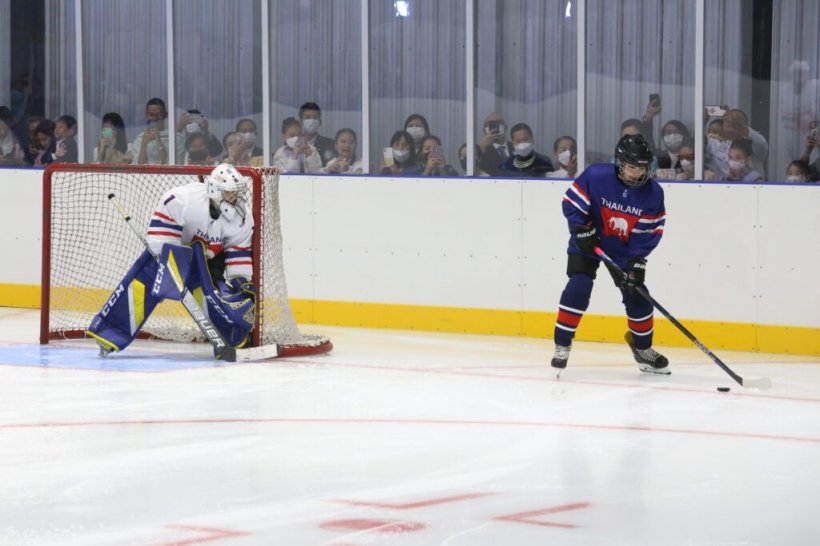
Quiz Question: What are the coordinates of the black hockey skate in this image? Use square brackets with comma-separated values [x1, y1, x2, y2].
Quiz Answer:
[551, 344, 571, 378]
[625, 332, 670, 375]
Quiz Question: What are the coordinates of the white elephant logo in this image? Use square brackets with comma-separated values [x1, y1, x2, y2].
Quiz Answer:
[608, 216, 629, 237]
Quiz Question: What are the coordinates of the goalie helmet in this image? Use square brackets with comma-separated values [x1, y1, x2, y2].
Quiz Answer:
[614, 134, 654, 188]
[206, 163, 249, 222]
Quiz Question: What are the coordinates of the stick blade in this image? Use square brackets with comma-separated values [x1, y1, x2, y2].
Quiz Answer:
[233, 344, 279, 362]
[741, 377, 772, 390]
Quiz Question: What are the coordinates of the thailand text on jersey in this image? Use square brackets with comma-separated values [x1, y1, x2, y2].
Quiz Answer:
[146, 182, 254, 279]
[562, 163, 665, 267]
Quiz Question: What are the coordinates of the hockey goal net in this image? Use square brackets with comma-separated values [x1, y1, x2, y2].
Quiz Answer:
[40, 163, 332, 357]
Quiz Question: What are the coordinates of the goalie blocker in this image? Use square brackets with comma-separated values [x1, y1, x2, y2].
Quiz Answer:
[89, 241, 257, 355]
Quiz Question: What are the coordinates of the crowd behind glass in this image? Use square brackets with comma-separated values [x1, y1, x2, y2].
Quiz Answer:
[1, 96, 818, 182]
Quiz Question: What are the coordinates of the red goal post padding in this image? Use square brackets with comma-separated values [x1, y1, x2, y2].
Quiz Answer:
[40, 163, 332, 358]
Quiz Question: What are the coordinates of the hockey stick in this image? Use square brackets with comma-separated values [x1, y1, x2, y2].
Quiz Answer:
[594, 247, 772, 390]
[106, 193, 278, 363]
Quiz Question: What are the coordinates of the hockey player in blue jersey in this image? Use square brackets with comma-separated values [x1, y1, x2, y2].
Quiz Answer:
[551, 134, 669, 375]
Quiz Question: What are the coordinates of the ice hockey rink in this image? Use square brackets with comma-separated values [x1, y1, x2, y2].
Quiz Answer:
[1, 307, 819, 545]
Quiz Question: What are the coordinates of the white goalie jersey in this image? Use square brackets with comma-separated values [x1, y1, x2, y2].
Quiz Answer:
[145, 182, 254, 280]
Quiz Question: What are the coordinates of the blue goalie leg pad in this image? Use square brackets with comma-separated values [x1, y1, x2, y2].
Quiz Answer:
[152, 243, 194, 301]
[87, 250, 166, 352]
[188, 243, 256, 348]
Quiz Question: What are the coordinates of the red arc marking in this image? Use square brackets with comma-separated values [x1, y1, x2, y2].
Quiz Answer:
[153, 524, 249, 546]
[331, 492, 493, 509]
[495, 502, 591, 529]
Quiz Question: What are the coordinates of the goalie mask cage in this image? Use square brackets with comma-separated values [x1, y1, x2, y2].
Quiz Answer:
[40, 163, 332, 358]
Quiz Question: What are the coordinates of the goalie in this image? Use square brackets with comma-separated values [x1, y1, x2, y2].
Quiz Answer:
[87, 163, 258, 355]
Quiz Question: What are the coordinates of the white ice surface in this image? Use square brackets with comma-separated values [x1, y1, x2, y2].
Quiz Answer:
[1, 307, 819, 545]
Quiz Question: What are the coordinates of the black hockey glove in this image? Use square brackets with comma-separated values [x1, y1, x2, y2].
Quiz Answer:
[572, 223, 600, 254]
[620, 258, 646, 292]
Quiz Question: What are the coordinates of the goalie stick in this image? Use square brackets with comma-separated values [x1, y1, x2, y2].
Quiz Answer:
[595, 247, 772, 390]
[105, 192, 278, 363]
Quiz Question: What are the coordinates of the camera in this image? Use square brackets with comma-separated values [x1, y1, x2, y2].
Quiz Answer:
[101, 127, 113, 139]
[809, 126, 820, 140]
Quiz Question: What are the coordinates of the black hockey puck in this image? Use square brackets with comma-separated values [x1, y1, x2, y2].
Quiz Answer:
[716, 387, 731, 392]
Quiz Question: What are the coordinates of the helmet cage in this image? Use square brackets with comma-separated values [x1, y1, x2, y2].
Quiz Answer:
[615, 134, 654, 188]
[206, 164, 250, 222]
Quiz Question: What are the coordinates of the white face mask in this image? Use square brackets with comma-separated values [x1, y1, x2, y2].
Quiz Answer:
[239, 132, 256, 147]
[393, 149, 410, 163]
[558, 149, 572, 165]
[406, 126, 426, 142]
[728, 159, 746, 172]
[663, 133, 683, 150]
[514, 142, 533, 157]
[302, 118, 320, 134]
[785, 175, 806, 182]
[286, 136, 300, 148]
[680, 159, 694, 170]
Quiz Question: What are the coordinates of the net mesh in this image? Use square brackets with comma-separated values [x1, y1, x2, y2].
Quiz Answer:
[43, 164, 330, 354]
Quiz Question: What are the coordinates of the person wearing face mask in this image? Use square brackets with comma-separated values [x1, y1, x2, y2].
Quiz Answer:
[403, 114, 431, 154]
[477, 112, 514, 177]
[273, 117, 322, 174]
[184, 132, 216, 166]
[675, 141, 695, 180]
[784, 160, 814, 183]
[705, 108, 768, 179]
[380, 130, 424, 176]
[174, 109, 223, 165]
[724, 139, 763, 182]
[656, 120, 691, 173]
[547, 136, 578, 179]
[298, 102, 335, 167]
[235, 118, 264, 167]
[498, 123, 554, 178]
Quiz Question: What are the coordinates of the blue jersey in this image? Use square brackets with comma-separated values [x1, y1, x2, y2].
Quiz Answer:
[562, 163, 665, 268]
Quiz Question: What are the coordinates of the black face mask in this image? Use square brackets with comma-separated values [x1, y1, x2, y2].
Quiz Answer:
[188, 149, 208, 161]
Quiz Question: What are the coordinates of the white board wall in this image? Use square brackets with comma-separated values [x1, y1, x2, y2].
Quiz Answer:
[2, 168, 818, 329]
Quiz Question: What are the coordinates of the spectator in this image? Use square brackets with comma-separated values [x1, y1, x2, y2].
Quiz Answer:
[380, 130, 424, 176]
[547, 136, 578, 179]
[457, 143, 487, 176]
[184, 132, 216, 166]
[657, 120, 691, 172]
[298, 102, 335, 166]
[273, 116, 322, 174]
[221, 131, 251, 167]
[418, 135, 458, 176]
[675, 140, 695, 180]
[128, 98, 169, 165]
[703, 118, 727, 180]
[477, 112, 513, 177]
[498, 123, 554, 177]
[321, 128, 363, 174]
[53, 115, 79, 163]
[174, 109, 223, 164]
[784, 159, 814, 183]
[33, 119, 56, 167]
[403, 114, 431, 153]
[23, 115, 45, 165]
[799, 120, 820, 180]
[235, 118, 264, 166]
[620, 118, 660, 172]
[706, 108, 769, 179]
[94, 112, 130, 165]
[0, 109, 24, 166]
[724, 139, 763, 182]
